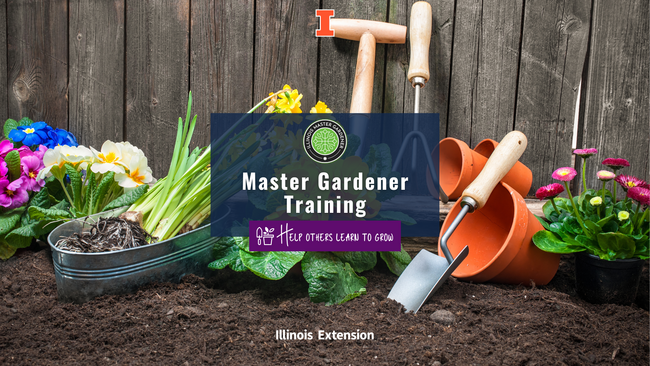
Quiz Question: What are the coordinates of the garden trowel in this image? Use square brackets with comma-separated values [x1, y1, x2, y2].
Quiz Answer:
[388, 131, 528, 313]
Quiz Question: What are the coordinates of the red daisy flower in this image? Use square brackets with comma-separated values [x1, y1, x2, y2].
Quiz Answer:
[602, 158, 630, 170]
[615, 175, 649, 191]
[535, 183, 565, 200]
[552, 167, 577, 181]
[573, 148, 598, 158]
[627, 187, 650, 206]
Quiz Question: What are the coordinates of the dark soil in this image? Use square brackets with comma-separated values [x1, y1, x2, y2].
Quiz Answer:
[1, 247, 648, 365]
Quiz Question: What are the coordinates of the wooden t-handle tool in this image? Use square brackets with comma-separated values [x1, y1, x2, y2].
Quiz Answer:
[330, 19, 406, 153]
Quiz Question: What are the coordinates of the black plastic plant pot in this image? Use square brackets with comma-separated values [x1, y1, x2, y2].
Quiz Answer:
[575, 251, 644, 305]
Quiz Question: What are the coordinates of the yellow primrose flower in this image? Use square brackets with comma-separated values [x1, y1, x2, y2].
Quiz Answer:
[115, 152, 153, 188]
[589, 197, 603, 206]
[618, 211, 630, 221]
[310, 101, 333, 114]
[90, 140, 126, 174]
[275, 85, 302, 114]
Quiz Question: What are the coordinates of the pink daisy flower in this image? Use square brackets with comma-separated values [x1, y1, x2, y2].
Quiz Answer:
[596, 170, 616, 181]
[615, 175, 649, 191]
[0, 161, 7, 178]
[602, 158, 630, 170]
[573, 148, 598, 158]
[535, 183, 565, 200]
[552, 167, 577, 181]
[627, 187, 650, 206]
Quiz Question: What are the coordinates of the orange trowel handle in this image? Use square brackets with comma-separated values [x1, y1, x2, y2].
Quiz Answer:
[462, 131, 528, 209]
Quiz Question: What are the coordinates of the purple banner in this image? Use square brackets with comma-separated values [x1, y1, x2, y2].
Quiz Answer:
[248, 221, 401, 252]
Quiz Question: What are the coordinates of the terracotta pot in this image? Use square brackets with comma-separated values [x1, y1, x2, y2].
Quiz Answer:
[439, 181, 560, 285]
[426, 138, 488, 200]
[473, 139, 533, 198]
[575, 251, 644, 305]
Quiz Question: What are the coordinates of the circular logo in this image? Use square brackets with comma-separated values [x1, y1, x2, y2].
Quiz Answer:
[303, 119, 347, 163]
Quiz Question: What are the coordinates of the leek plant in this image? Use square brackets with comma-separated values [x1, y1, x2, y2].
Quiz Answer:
[129, 91, 281, 241]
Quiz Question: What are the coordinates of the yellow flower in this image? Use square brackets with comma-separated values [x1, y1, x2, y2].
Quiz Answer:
[116, 152, 153, 188]
[275, 85, 302, 113]
[310, 101, 333, 114]
[589, 197, 603, 206]
[618, 211, 630, 221]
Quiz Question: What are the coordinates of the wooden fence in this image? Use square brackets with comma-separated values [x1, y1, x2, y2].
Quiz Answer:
[0, 0, 647, 196]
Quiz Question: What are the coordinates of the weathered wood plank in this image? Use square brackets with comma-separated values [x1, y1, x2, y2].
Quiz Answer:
[0, 0, 7, 121]
[253, 0, 319, 112]
[69, 0, 125, 149]
[514, 0, 592, 196]
[6, 0, 68, 128]
[319, 0, 388, 113]
[580, 0, 649, 194]
[190, 0, 254, 147]
[126, 0, 190, 178]
[447, 0, 523, 146]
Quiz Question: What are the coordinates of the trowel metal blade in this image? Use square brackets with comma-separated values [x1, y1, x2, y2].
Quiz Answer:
[387, 246, 469, 313]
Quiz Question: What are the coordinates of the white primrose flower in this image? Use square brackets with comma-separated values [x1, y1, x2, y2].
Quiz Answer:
[115, 152, 154, 188]
[60, 145, 94, 170]
[37, 146, 65, 180]
[90, 140, 126, 174]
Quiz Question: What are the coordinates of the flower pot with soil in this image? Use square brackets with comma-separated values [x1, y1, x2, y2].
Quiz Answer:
[532, 150, 649, 304]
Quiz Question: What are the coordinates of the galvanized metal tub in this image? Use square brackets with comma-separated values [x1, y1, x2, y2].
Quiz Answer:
[47, 205, 231, 303]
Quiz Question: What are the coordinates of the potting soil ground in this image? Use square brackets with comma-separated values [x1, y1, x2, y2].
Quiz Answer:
[1, 247, 648, 365]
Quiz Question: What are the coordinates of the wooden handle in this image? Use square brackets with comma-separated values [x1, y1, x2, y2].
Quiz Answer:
[330, 19, 406, 44]
[407, 1, 432, 83]
[462, 131, 528, 209]
[349, 32, 376, 113]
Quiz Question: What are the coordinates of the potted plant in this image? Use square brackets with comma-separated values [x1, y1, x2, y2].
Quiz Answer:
[532, 149, 649, 305]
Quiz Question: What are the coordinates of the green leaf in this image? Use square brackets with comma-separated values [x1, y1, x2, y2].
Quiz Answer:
[3, 118, 18, 138]
[363, 143, 392, 178]
[18, 117, 33, 126]
[534, 214, 551, 231]
[0, 210, 22, 236]
[246, 157, 274, 210]
[301, 252, 367, 305]
[379, 246, 412, 276]
[209, 237, 247, 272]
[0, 239, 17, 260]
[83, 171, 96, 214]
[583, 220, 601, 239]
[28, 206, 72, 220]
[5, 234, 32, 249]
[596, 232, 636, 260]
[91, 171, 115, 212]
[376, 210, 416, 225]
[240, 249, 305, 280]
[64, 163, 83, 210]
[5, 150, 21, 181]
[29, 187, 51, 209]
[52, 199, 70, 211]
[7, 221, 50, 240]
[532, 231, 584, 254]
[265, 190, 285, 213]
[332, 251, 377, 273]
[596, 214, 616, 228]
[103, 184, 149, 212]
[601, 220, 619, 233]
[340, 133, 361, 160]
[562, 216, 582, 235]
[575, 235, 601, 255]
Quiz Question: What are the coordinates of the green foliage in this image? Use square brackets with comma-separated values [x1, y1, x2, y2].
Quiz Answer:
[331, 251, 377, 273]
[5, 150, 22, 181]
[301, 252, 367, 305]
[103, 184, 148, 212]
[64, 163, 83, 210]
[379, 247, 412, 276]
[535, 184, 649, 260]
